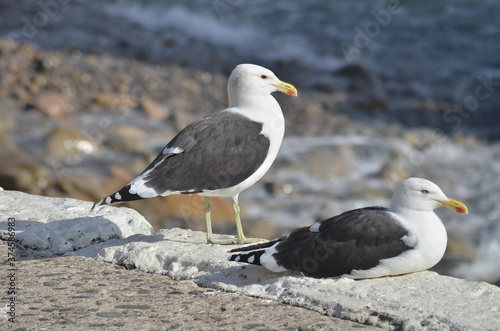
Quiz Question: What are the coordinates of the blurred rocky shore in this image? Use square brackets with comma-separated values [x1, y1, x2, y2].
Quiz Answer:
[0, 37, 478, 227]
[0, 38, 230, 230]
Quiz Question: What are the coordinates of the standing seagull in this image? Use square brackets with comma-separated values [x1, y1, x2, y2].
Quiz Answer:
[92, 64, 297, 244]
[229, 177, 468, 278]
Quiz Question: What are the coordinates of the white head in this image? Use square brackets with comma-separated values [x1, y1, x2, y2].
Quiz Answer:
[227, 64, 297, 107]
[389, 177, 468, 214]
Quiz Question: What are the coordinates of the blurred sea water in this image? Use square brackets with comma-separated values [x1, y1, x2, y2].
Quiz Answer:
[100, 0, 500, 138]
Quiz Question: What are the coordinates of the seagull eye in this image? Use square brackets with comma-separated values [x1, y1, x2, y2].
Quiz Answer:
[421, 189, 429, 194]
[260, 75, 268, 79]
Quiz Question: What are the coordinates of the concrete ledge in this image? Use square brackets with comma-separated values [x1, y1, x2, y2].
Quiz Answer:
[0, 190, 153, 254]
[70, 228, 500, 330]
[1, 190, 499, 330]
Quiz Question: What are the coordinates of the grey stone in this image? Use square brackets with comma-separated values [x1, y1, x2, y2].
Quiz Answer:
[0, 190, 153, 255]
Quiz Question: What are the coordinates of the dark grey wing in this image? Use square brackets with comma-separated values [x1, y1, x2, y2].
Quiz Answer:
[272, 207, 413, 278]
[91, 110, 271, 208]
[142, 111, 270, 194]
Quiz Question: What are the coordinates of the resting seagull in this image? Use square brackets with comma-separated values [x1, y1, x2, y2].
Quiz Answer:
[229, 177, 468, 279]
[92, 64, 297, 244]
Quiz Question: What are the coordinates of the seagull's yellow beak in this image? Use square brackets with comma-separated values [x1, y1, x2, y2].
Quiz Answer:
[273, 81, 298, 97]
[436, 197, 468, 214]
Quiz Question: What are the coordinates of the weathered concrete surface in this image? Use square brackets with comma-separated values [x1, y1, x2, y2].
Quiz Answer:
[1, 190, 499, 330]
[0, 243, 382, 331]
[0, 189, 153, 254]
[68, 228, 500, 331]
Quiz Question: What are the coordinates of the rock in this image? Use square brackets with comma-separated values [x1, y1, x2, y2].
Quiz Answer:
[172, 102, 196, 131]
[278, 136, 407, 182]
[0, 135, 53, 194]
[0, 167, 34, 192]
[0, 162, 52, 194]
[0, 99, 16, 132]
[163, 195, 233, 222]
[45, 126, 99, 160]
[58, 175, 110, 202]
[379, 159, 412, 183]
[334, 64, 387, 111]
[140, 97, 171, 120]
[335, 63, 373, 80]
[162, 37, 177, 47]
[311, 81, 335, 93]
[104, 126, 155, 160]
[354, 93, 387, 111]
[0, 190, 153, 255]
[68, 227, 500, 331]
[58, 166, 133, 203]
[35, 91, 69, 118]
[125, 195, 234, 232]
[93, 93, 136, 110]
[303, 102, 324, 116]
[0, 38, 17, 52]
[0, 133, 21, 155]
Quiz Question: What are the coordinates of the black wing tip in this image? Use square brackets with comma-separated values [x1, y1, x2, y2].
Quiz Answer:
[90, 184, 144, 212]
[227, 252, 251, 263]
[228, 250, 265, 266]
[90, 199, 104, 211]
[228, 240, 277, 253]
[228, 255, 239, 262]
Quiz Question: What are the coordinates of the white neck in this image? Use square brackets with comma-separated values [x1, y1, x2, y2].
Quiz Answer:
[226, 94, 284, 139]
[397, 208, 447, 263]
